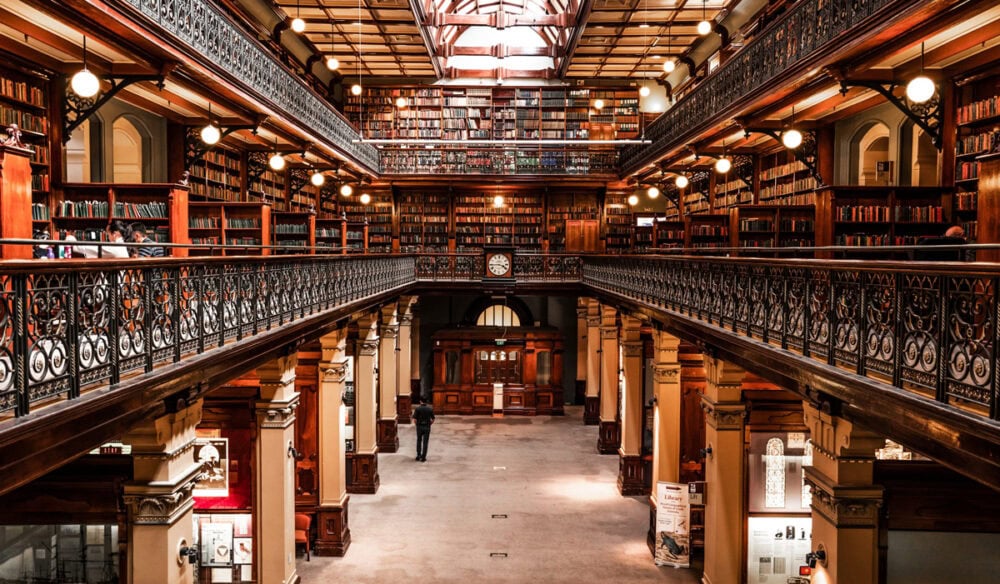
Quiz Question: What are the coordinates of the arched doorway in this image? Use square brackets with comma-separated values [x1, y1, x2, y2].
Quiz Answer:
[855, 122, 891, 186]
[911, 127, 939, 186]
[112, 116, 145, 183]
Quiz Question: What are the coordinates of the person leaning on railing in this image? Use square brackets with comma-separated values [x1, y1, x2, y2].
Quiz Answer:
[911, 225, 973, 262]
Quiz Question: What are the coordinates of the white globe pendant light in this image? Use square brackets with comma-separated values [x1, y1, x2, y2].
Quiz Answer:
[360, 193, 372, 205]
[71, 36, 100, 98]
[782, 128, 803, 149]
[311, 172, 325, 187]
[340, 184, 353, 197]
[647, 185, 660, 198]
[351, 84, 362, 96]
[906, 76, 935, 104]
[269, 152, 286, 171]
[675, 175, 689, 189]
[326, 56, 340, 71]
[715, 156, 731, 174]
[628, 194, 639, 206]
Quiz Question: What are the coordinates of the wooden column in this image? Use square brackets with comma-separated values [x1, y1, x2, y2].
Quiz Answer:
[350, 313, 380, 494]
[396, 296, 417, 424]
[0, 143, 33, 259]
[377, 305, 399, 453]
[575, 298, 588, 405]
[647, 329, 682, 554]
[584, 298, 601, 425]
[618, 315, 645, 496]
[122, 400, 203, 584]
[255, 354, 300, 584]
[597, 304, 620, 453]
[410, 310, 422, 402]
[803, 401, 884, 584]
[977, 152, 1000, 262]
[315, 329, 351, 556]
[169, 183, 190, 257]
[701, 355, 746, 584]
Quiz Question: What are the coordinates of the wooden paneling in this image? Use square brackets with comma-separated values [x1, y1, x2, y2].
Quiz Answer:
[0, 146, 33, 259]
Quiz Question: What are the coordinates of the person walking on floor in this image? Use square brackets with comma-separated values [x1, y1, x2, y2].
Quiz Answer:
[413, 397, 435, 462]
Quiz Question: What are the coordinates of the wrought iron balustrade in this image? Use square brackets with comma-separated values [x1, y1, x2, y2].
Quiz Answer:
[0, 254, 413, 418]
[583, 256, 1000, 421]
[620, 0, 902, 173]
[112, 0, 379, 172]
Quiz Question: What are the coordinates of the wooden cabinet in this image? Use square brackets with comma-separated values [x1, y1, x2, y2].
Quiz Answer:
[431, 327, 564, 416]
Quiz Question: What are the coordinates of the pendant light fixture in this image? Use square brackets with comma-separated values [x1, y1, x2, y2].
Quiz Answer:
[906, 42, 936, 104]
[628, 194, 640, 206]
[71, 36, 101, 98]
[200, 102, 221, 145]
[639, 85, 651, 97]
[782, 105, 803, 149]
[310, 166, 325, 187]
[340, 183, 354, 196]
[290, 0, 306, 33]
[350, 0, 363, 97]
[697, 0, 712, 36]
[594, 98, 605, 111]
[662, 21, 676, 73]
[326, 21, 340, 71]
[396, 96, 407, 109]
[714, 139, 732, 174]
[647, 185, 660, 198]
[360, 192, 372, 205]
[638, 0, 651, 96]
[268, 137, 286, 171]
[675, 174, 689, 189]
[493, 194, 504, 208]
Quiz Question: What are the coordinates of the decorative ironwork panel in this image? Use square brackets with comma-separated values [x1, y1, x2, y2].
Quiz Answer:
[900, 273, 941, 393]
[943, 277, 994, 408]
[747, 265, 767, 338]
[149, 268, 177, 365]
[832, 270, 861, 370]
[25, 273, 72, 404]
[765, 268, 786, 346]
[621, 0, 899, 173]
[863, 272, 896, 380]
[117, 269, 147, 374]
[0, 276, 18, 413]
[77, 272, 113, 387]
[116, 0, 379, 171]
[807, 270, 831, 361]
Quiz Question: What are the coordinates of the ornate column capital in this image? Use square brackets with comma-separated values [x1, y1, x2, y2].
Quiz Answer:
[804, 467, 884, 528]
[321, 360, 349, 384]
[652, 363, 680, 384]
[398, 313, 413, 326]
[359, 340, 379, 356]
[381, 325, 398, 340]
[124, 478, 196, 525]
[701, 399, 746, 430]
[622, 341, 643, 358]
[256, 398, 300, 429]
[803, 401, 884, 460]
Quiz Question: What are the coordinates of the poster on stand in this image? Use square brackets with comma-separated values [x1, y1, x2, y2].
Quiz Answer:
[193, 438, 229, 497]
[654, 482, 690, 568]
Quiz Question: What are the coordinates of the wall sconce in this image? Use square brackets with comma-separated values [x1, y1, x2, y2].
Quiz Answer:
[178, 540, 199, 565]
[805, 547, 826, 569]
[287, 441, 303, 460]
[699, 446, 713, 458]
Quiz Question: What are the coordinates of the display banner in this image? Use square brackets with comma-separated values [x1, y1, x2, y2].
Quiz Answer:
[654, 482, 691, 568]
[747, 516, 812, 584]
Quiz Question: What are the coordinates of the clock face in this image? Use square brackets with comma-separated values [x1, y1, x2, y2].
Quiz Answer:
[487, 253, 511, 276]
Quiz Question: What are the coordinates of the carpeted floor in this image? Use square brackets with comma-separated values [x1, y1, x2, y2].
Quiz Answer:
[296, 406, 702, 583]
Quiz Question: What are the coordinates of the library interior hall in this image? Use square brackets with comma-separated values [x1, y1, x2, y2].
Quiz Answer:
[3, 0, 1000, 583]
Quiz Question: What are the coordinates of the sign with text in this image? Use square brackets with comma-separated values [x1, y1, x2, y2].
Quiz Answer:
[654, 482, 691, 568]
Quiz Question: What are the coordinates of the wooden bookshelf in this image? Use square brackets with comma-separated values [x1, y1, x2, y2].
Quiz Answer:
[0, 63, 51, 239]
[953, 74, 999, 243]
[188, 146, 242, 202]
[315, 216, 345, 253]
[729, 205, 815, 254]
[398, 191, 449, 252]
[54, 183, 189, 255]
[272, 211, 316, 253]
[247, 154, 286, 209]
[815, 186, 948, 256]
[758, 152, 818, 206]
[603, 191, 632, 253]
[654, 218, 685, 249]
[547, 192, 599, 252]
[189, 201, 270, 256]
[453, 191, 544, 252]
[686, 214, 729, 250]
[340, 190, 392, 252]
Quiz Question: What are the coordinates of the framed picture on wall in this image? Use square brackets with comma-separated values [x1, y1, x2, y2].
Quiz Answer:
[193, 438, 229, 497]
[201, 522, 234, 567]
[234, 538, 253, 565]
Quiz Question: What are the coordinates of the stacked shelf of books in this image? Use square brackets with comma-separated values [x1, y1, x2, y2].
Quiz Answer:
[547, 202, 599, 251]
[821, 187, 947, 254]
[399, 192, 449, 252]
[341, 191, 392, 252]
[614, 91, 639, 139]
[776, 206, 815, 249]
[315, 217, 344, 252]
[188, 202, 271, 255]
[189, 147, 242, 201]
[759, 156, 817, 205]
[248, 166, 285, 209]
[604, 193, 632, 253]
[954, 84, 998, 242]
[955, 189, 977, 242]
[687, 215, 729, 250]
[453, 192, 543, 252]
[272, 211, 315, 253]
[734, 207, 776, 250]
[654, 218, 685, 249]
[1, 64, 50, 235]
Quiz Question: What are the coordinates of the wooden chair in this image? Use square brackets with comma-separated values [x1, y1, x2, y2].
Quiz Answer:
[294, 513, 311, 561]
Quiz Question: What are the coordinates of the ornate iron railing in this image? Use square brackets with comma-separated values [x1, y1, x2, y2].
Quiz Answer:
[583, 256, 1000, 421]
[620, 0, 902, 173]
[414, 253, 584, 282]
[0, 255, 413, 417]
[113, 0, 380, 172]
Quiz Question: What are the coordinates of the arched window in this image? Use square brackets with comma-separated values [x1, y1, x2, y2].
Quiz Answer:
[476, 305, 520, 327]
[764, 437, 786, 509]
[112, 117, 144, 183]
[853, 122, 891, 186]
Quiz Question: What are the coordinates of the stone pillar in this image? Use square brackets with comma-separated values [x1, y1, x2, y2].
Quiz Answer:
[123, 400, 203, 584]
[315, 329, 351, 556]
[701, 356, 746, 584]
[597, 305, 620, 453]
[803, 401, 884, 584]
[350, 313, 380, 494]
[397, 297, 416, 424]
[618, 315, 645, 496]
[411, 311, 421, 402]
[583, 299, 601, 425]
[255, 354, 300, 584]
[647, 330, 681, 553]
[377, 305, 399, 453]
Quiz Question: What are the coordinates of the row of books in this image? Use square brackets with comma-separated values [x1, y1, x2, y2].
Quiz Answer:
[957, 131, 994, 155]
[836, 205, 890, 222]
[190, 217, 221, 228]
[956, 191, 977, 211]
[0, 76, 45, 107]
[112, 201, 167, 219]
[274, 223, 308, 234]
[56, 200, 109, 218]
[894, 205, 944, 223]
[226, 218, 261, 228]
[779, 219, 815, 232]
[0, 104, 48, 134]
[740, 219, 774, 232]
[690, 225, 729, 236]
[31, 202, 49, 220]
[957, 95, 1000, 124]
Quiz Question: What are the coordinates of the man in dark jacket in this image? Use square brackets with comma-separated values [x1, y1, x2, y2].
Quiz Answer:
[412, 397, 435, 462]
[130, 223, 165, 257]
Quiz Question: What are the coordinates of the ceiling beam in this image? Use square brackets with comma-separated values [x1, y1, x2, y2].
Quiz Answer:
[557, 0, 593, 78]
[426, 10, 573, 28]
[436, 45, 562, 58]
